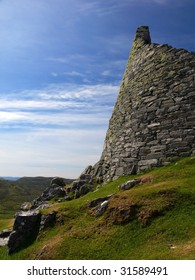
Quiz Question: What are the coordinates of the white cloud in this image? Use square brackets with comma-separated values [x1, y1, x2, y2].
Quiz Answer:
[0, 83, 119, 177]
[64, 71, 85, 77]
[101, 70, 111, 76]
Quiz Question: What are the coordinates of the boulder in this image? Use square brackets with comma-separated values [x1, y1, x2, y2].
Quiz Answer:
[88, 194, 113, 208]
[79, 185, 90, 196]
[79, 174, 92, 182]
[118, 179, 141, 191]
[72, 180, 86, 191]
[8, 210, 41, 254]
[70, 171, 94, 198]
[46, 186, 66, 199]
[94, 200, 109, 216]
[50, 177, 65, 187]
[32, 185, 66, 208]
[39, 211, 57, 231]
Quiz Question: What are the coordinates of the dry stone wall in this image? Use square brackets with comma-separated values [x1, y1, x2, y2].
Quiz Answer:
[87, 26, 195, 182]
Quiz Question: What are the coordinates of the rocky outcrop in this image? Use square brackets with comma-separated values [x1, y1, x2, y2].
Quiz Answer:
[68, 167, 94, 198]
[32, 177, 66, 208]
[88, 195, 113, 217]
[83, 26, 195, 182]
[7, 209, 58, 254]
[7, 177, 62, 254]
[8, 210, 41, 254]
[39, 211, 57, 232]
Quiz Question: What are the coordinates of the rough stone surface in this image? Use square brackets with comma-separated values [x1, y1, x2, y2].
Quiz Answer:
[39, 211, 57, 231]
[82, 26, 195, 182]
[32, 177, 67, 208]
[8, 210, 41, 254]
[88, 194, 113, 208]
[69, 172, 94, 198]
[119, 179, 141, 191]
[93, 200, 109, 217]
[50, 177, 66, 187]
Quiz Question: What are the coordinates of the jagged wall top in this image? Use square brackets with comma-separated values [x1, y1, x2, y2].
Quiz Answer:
[86, 26, 195, 183]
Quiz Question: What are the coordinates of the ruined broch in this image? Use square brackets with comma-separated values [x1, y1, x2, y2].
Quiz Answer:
[85, 26, 195, 182]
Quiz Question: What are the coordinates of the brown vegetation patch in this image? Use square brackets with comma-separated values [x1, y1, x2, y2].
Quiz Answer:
[139, 175, 154, 184]
[101, 188, 176, 227]
[104, 195, 138, 225]
[137, 208, 160, 226]
[105, 204, 138, 225]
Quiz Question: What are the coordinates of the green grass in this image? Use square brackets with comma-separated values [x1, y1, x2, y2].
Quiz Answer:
[0, 156, 195, 259]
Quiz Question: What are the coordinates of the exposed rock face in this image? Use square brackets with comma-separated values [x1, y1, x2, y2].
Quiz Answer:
[39, 211, 57, 232]
[7, 177, 61, 254]
[69, 168, 94, 198]
[88, 194, 113, 216]
[32, 177, 66, 208]
[50, 177, 65, 187]
[7, 209, 58, 254]
[8, 210, 41, 254]
[86, 26, 195, 182]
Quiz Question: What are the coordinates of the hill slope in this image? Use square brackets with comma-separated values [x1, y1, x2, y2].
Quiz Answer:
[0, 157, 195, 260]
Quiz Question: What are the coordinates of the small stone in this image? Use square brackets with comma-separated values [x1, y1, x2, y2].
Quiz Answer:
[119, 179, 141, 191]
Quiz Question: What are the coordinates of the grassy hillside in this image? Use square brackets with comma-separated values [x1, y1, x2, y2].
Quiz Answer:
[0, 157, 195, 260]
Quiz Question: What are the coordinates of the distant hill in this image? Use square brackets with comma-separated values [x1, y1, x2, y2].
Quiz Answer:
[1, 177, 21, 181]
[0, 176, 73, 218]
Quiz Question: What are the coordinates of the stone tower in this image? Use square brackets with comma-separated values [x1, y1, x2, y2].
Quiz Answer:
[86, 26, 195, 182]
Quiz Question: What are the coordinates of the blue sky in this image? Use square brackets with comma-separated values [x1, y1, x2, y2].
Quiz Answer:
[0, 0, 194, 178]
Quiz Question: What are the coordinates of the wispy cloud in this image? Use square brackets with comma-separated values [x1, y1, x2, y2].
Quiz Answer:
[64, 71, 85, 77]
[101, 70, 111, 76]
[0, 83, 119, 125]
[75, 0, 171, 17]
[0, 83, 119, 177]
[47, 54, 95, 65]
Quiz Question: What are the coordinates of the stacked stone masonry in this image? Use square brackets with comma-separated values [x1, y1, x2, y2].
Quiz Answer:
[87, 26, 195, 182]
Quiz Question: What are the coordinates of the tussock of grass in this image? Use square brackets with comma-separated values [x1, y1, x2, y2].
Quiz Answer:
[0, 156, 195, 259]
